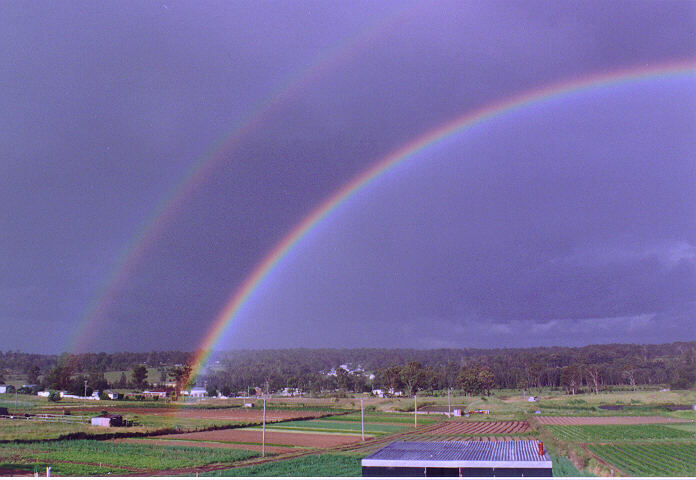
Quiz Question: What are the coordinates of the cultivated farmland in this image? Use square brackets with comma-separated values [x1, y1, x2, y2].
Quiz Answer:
[156, 428, 368, 448]
[536, 415, 687, 425]
[587, 443, 696, 476]
[427, 421, 530, 435]
[548, 424, 696, 442]
[0, 439, 259, 476]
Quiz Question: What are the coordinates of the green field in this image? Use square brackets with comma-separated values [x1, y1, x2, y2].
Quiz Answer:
[548, 424, 695, 442]
[201, 453, 363, 477]
[328, 413, 440, 425]
[266, 418, 410, 434]
[588, 443, 696, 476]
[0, 440, 259, 473]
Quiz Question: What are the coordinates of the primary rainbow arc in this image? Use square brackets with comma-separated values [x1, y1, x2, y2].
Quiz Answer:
[186, 61, 695, 379]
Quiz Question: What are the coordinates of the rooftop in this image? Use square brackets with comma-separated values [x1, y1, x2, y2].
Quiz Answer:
[362, 441, 551, 469]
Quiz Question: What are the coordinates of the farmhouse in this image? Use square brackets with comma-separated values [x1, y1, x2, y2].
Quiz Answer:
[187, 387, 207, 398]
[91, 414, 124, 427]
[361, 441, 552, 477]
[142, 390, 168, 399]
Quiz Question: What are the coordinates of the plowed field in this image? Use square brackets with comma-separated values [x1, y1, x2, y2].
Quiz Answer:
[156, 428, 368, 448]
[535, 416, 686, 425]
[428, 421, 529, 435]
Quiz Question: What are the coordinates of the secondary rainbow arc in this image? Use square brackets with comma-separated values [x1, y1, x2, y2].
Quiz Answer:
[64, 5, 419, 354]
[187, 61, 696, 380]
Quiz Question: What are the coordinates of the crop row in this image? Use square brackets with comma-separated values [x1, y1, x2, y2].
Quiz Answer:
[430, 421, 530, 435]
[548, 424, 694, 442]
[588, 443, 696, 476]
[0, 439, 259, 471]
[200, 453, 363, 477]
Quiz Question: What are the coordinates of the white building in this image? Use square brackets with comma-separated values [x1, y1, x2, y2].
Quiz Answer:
[188, 387, 207, 398]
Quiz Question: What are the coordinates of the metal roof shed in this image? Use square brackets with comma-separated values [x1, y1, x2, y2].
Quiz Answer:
[362, 441, 552, 477]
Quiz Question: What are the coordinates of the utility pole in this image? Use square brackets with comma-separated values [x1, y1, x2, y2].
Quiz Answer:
[360, 398, 364, 441]
[84, 380, 87, 407]
[414, 394, 417, 429]
[262, 397, 266, 457]
[448, 388, 451, 418]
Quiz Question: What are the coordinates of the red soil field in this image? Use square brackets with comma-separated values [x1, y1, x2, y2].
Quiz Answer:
[428, 421, 530, 435]
[157, 428, 368, 448]
[112, 437, 299, 454]
[535, 416, 686, 425]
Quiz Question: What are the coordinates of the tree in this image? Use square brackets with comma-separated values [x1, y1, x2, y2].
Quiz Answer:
[116, 372, 128, 388]
[621, 363, 637, 390]
[170, 364, 193, 395]
[27, 365, 41, 385]
[131, 365, 148, 389]
[401, 361, 427, 396]
[477, 365, 495, 396]
[561, 364, 581, 395]
[585, 364, 602, 395]
[458, 366, 481, 396]
[48, 391, 61, 402]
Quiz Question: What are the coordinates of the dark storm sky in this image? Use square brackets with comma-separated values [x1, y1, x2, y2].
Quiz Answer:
[1, 1, 694, 353]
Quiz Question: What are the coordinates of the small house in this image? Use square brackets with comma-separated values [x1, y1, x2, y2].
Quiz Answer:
[188, 387, 207, 398]
[91, 414, 123, 427]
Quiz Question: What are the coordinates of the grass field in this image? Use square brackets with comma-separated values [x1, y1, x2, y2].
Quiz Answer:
[548, 424, 696, 442]
[0, 439, 259, 474]
[266, 419, 411, 435]
[201, 453, 364, 477]
[587, 443, 696, 476]
[328, 412, 440, 425]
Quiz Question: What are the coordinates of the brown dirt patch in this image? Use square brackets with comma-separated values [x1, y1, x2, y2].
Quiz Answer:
[428, 421, 530, 435]
[157, 428, 368, 448]
[111, 437, 299, 454]
[535, 416, 687, 425]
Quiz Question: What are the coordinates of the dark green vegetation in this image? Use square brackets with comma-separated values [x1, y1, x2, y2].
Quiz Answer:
[587, 443, 696, 476]
[201, 453, 363, 477]
[1, 342, 693, 397]
[549, 424, 696, 442]
[549, 453, 590, 477]
[0, 440, 259, 474]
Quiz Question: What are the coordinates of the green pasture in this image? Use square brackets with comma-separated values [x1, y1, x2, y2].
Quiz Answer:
[328, 412, 440, 425]
[588, 443, 696, 476]
[0, 439, 259, 472]
[548, 424, 695, 442]
[201, 453, 364, 477]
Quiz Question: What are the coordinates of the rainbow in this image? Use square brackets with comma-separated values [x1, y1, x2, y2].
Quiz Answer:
[187, 61, 696, 380]
[65, 5, 420, 354]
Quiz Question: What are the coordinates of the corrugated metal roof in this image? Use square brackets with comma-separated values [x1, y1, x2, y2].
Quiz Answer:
[364, 441, 550, 462]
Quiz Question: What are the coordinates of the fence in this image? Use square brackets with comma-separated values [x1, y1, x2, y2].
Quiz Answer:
[0, 413, 91, 424]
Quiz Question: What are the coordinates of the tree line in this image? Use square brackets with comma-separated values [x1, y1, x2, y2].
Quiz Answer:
[1, 342, 693, 396]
